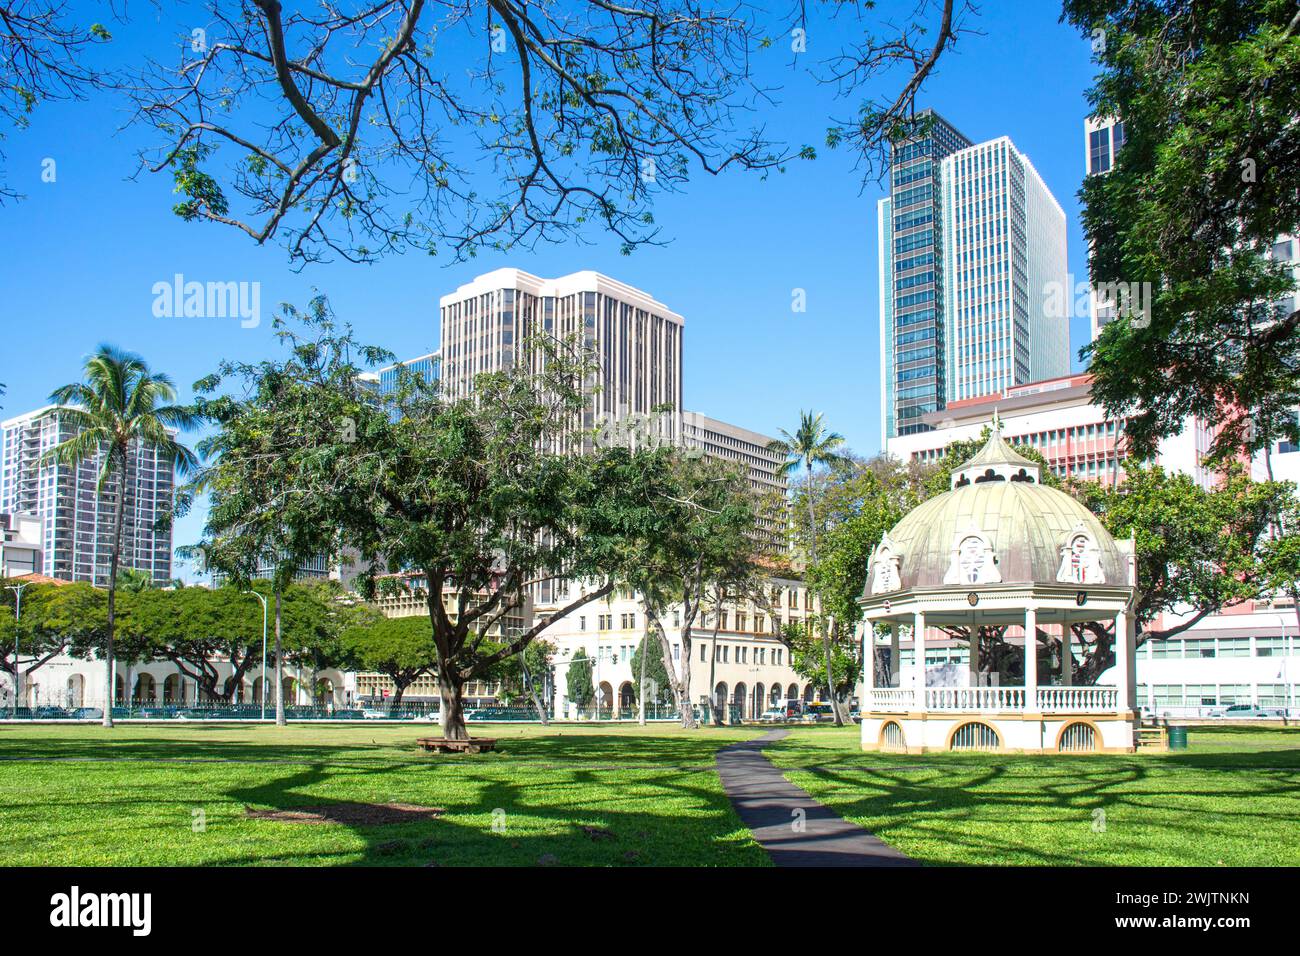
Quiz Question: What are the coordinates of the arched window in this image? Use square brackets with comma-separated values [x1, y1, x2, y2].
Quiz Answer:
[1058, 722, 1097, 753]
[950, 721, 1000, 752]
[881, 721, 906, 751]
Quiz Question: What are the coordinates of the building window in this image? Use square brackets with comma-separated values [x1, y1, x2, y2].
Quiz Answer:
[1217, 637, 1250, 658]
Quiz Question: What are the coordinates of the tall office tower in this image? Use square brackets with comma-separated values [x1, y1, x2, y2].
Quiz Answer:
[941, 137, 1069, 402]
[880, 112, 1070, 438]
[879, 109, 973, 439]
[0, 406, 176, 585]
[439, 269, 683, 438]
[1083, 116, 1127, 341]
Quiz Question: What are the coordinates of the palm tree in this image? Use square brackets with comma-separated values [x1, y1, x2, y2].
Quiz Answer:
[41, 346, 197, 727]
[769, 411, 847, 725]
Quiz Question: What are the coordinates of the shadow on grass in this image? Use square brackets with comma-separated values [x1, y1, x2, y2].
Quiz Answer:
[763, 733, 1300, 866]
[219, 742, 765, 866]
[0, 726, 769, 866]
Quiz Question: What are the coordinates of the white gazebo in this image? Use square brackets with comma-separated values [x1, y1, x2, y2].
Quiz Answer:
[859, 419, 1139, 754]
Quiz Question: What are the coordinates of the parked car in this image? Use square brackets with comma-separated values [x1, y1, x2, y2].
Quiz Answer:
[1208, 704, 1286, 719]
[759, 707, 787, 723]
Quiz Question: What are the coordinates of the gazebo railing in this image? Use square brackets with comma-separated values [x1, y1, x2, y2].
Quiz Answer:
[869, 689, 916, 710]
[868, 685, 1120, 712]
[1036, 686, 1118, 712]
[925, 687, 1026, 711]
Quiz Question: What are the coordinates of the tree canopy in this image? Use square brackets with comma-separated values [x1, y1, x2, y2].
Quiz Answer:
[340, 612, 438, 708]
[1065, 0, 1300, 460]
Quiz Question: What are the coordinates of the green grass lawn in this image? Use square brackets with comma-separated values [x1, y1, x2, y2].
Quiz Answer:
[2, 722, 1297, 866]
[767, 724, 1300, 866]
[0, 722, 768, 867]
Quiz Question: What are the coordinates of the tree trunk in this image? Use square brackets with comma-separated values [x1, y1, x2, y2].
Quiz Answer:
[530, 685, 549, 724]
[805, 462, 843, 726]
[274, 589, 286, 726]
[676, 633, 696, 730]
[390, 681, 406, 711]
[103, 457, 128, 728]
[707, 620, 721, 726]
[652, 610, 695, 729]
[637, 631, 647, 726]
[439, 669, 468, 740]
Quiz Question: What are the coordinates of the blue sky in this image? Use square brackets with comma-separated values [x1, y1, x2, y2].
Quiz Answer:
[0, 2, 1099, 579]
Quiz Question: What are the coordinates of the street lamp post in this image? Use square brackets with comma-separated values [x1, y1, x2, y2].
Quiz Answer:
[5, 583, 29, 718]
[244, 591, 268, 721]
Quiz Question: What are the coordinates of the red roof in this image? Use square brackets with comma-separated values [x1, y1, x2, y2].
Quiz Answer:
[7, 572, 72, 586]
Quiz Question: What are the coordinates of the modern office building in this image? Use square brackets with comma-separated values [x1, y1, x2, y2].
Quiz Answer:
[886, 371, 1216, 488]
[941, 138, 1069, 402]
[439, 268, 683, 441]
[880, 111, 1069, 437]
[0, 406, 176, 585]
[363, 351, 440, 396]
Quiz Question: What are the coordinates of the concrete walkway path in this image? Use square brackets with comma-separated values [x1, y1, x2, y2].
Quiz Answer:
[716, 728, 918, 867]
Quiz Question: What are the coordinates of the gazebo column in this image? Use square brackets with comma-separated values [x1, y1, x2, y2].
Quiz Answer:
[1062, 623, 1073, 687]
[912, 611, 926, 705]
[889, 624, 900, 687]
[1114, 608, 1131, 716]
[1023, 607, 1038, 710]
[968, 617, 980, 688]
[863, 623, 876, 692]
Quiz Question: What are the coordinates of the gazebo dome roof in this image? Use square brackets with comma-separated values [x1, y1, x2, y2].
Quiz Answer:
[865, 420, 1131, 595]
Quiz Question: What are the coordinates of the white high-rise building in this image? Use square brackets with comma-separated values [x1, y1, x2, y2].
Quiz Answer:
[439, 269, 683, 437]
[0, 406, 176, 585]
[940, 137, 1069, 403]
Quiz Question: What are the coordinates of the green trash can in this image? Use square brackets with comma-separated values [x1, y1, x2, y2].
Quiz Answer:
[1168, 725, 1188, 750]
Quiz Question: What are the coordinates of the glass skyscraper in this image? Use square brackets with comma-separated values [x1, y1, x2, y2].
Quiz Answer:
[880, 111, 1068, 437]
[879, 110, 972, 438]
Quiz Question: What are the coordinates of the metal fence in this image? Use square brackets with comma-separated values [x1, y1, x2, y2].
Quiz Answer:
[1, 700, 745, 723]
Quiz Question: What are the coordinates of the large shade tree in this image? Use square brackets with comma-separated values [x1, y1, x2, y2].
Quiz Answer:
[0, 580, 106, 707]
[211, 301, 681, 740]
[628, 453, 758, 729]
[1065, 0, 1300, 461]
[100, 0, 976, 263]
[184, 304, 367, 724]
[40, 346, 197, 726]
[340, 612, 439, 710]
[119, 583, 338, 704]
[1069, 463, 1300, 683]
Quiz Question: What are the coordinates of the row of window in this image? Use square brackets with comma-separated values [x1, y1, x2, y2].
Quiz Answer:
[699, 642, 786, 666]
[1142, 683, 1295, 708]
[1148, 636, 1294, 659]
